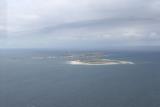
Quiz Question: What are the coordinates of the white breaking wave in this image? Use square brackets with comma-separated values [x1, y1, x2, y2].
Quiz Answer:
[68, 60, 134, 65]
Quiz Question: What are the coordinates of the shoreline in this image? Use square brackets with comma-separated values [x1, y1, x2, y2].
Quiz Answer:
[68, 60, 134, 65]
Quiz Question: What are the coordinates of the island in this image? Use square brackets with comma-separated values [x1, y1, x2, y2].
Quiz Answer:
[65, 52, 134, 65]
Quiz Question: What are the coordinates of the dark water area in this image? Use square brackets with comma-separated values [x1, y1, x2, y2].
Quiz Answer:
[0, 50, 160, 107]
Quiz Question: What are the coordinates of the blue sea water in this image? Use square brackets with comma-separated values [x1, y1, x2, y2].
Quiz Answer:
[0, 50, 160, 107]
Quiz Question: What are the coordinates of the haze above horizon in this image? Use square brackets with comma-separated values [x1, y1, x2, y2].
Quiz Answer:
[0, 0, 160, 49]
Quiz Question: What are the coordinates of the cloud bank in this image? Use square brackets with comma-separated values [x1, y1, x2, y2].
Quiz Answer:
[0, 0, 160, 49]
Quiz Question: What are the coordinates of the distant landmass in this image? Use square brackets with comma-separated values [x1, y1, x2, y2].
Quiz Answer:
[65, 52, 134, 65]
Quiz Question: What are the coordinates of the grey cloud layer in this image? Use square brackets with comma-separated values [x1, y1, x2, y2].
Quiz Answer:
[1, 0, 160, 48]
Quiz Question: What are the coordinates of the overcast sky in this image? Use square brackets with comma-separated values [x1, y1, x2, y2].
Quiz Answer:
[0, 0, 160, 49]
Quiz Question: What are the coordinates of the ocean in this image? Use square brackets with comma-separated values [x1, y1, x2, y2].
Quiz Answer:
[0, 49, 160, 107]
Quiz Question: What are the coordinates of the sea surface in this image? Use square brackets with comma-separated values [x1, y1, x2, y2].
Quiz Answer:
[0, 49, 160, 107]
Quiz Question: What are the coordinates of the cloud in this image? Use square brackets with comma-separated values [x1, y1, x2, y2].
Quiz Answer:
[0, 0, 160, 49]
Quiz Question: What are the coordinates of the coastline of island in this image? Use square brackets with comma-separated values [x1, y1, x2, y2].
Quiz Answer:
[68, 59, 134, 65]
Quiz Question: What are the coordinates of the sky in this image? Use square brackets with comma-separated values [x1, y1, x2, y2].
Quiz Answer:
[0, 0, 160, 50]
